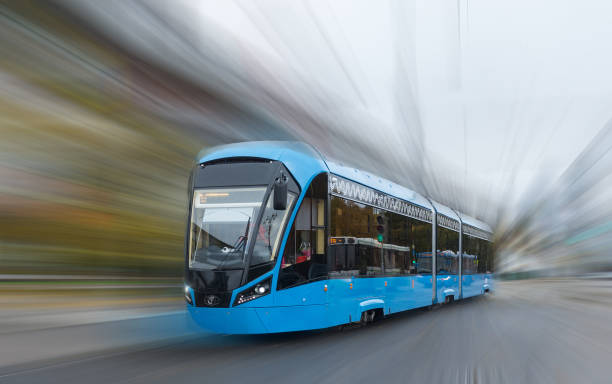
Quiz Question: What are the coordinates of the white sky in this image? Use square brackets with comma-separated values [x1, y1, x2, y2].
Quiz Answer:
[185, 0, 612, 219]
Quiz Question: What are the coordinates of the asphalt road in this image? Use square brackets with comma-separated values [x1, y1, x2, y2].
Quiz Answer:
[1, 279, 611, 384]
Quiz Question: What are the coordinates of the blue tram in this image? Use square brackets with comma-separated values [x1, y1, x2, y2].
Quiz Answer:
[184, 141, 494, 334]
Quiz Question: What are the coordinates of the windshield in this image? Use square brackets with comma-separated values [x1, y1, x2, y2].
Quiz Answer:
[189, 187, 266, 270]
[250, 190, 296, 267]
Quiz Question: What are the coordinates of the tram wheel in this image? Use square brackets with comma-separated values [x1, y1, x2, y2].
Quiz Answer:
[360, 310, 376, 325]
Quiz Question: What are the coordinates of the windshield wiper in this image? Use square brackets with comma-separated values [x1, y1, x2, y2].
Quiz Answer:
[217, 216, 251, 270]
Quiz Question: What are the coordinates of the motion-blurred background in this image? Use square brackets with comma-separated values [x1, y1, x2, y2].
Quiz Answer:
[4, 0, 612, 278]
[1, 0, 612, 380]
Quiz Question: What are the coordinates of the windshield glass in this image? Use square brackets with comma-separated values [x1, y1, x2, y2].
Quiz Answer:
[189, 187, 266, 270]
[251, 190, 296, 267]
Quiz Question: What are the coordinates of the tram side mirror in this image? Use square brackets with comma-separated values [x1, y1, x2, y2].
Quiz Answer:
[273, 173, 288, 210]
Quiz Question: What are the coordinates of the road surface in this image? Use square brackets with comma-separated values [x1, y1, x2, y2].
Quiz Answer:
[1, 279, 611, 383]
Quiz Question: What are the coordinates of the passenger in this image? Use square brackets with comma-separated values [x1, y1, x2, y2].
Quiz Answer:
[296, 241, 311, 263]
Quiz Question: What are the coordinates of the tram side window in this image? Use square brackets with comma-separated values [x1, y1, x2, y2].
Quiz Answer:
[329, 197, 383, 277]
[356, 241, 382, 276]
[488, 241, 494, 273]
[278, 174, 327, 290]
[330, 197, 433, 276]
[385, 212, 414, 275]
[487, 241, 493, 272]
[436, 226, 459, 275]
[476, 239, 493, 273]
[461, 234, 477, 275]
[412, 219, 433, 274]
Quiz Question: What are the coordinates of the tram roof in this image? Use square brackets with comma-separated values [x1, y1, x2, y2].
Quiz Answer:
[429, 200, 460, 222]
[196, 141, 328, 188]
[324, 160, 433, 210]
[456, 212, 493, 233]
[197, 141, 492, 234]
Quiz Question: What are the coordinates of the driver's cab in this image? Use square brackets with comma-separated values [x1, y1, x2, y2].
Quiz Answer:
[185, 158, 300, 307]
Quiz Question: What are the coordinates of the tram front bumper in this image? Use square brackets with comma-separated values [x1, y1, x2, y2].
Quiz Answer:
[187, 305, 269, 334]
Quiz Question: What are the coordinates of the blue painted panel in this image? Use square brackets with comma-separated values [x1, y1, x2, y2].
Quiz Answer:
[274, 280, 328, 306]
[351, 277, 386, 304]
[190, 274, 439, 334]
[188, 306, 268, 334]
[325, 278, 360, 324]
[351, 277, 386, 320]
[257, 305, 330, 333]
[385, 276, 427, 313]
[436, 274, 459, 301]
[461, 274, 491, 298]
[462, 274, 479, 298]
[414, 275, 434, 307]
[324, 276, 429, 324]
[384, 277, 409, 313]
[388, 275, 434, 311]
[484, 273, 494, 293]
[461, 275, 473, 298]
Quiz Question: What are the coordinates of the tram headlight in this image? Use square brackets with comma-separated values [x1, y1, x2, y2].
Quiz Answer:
[234, 277, 272, 306]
